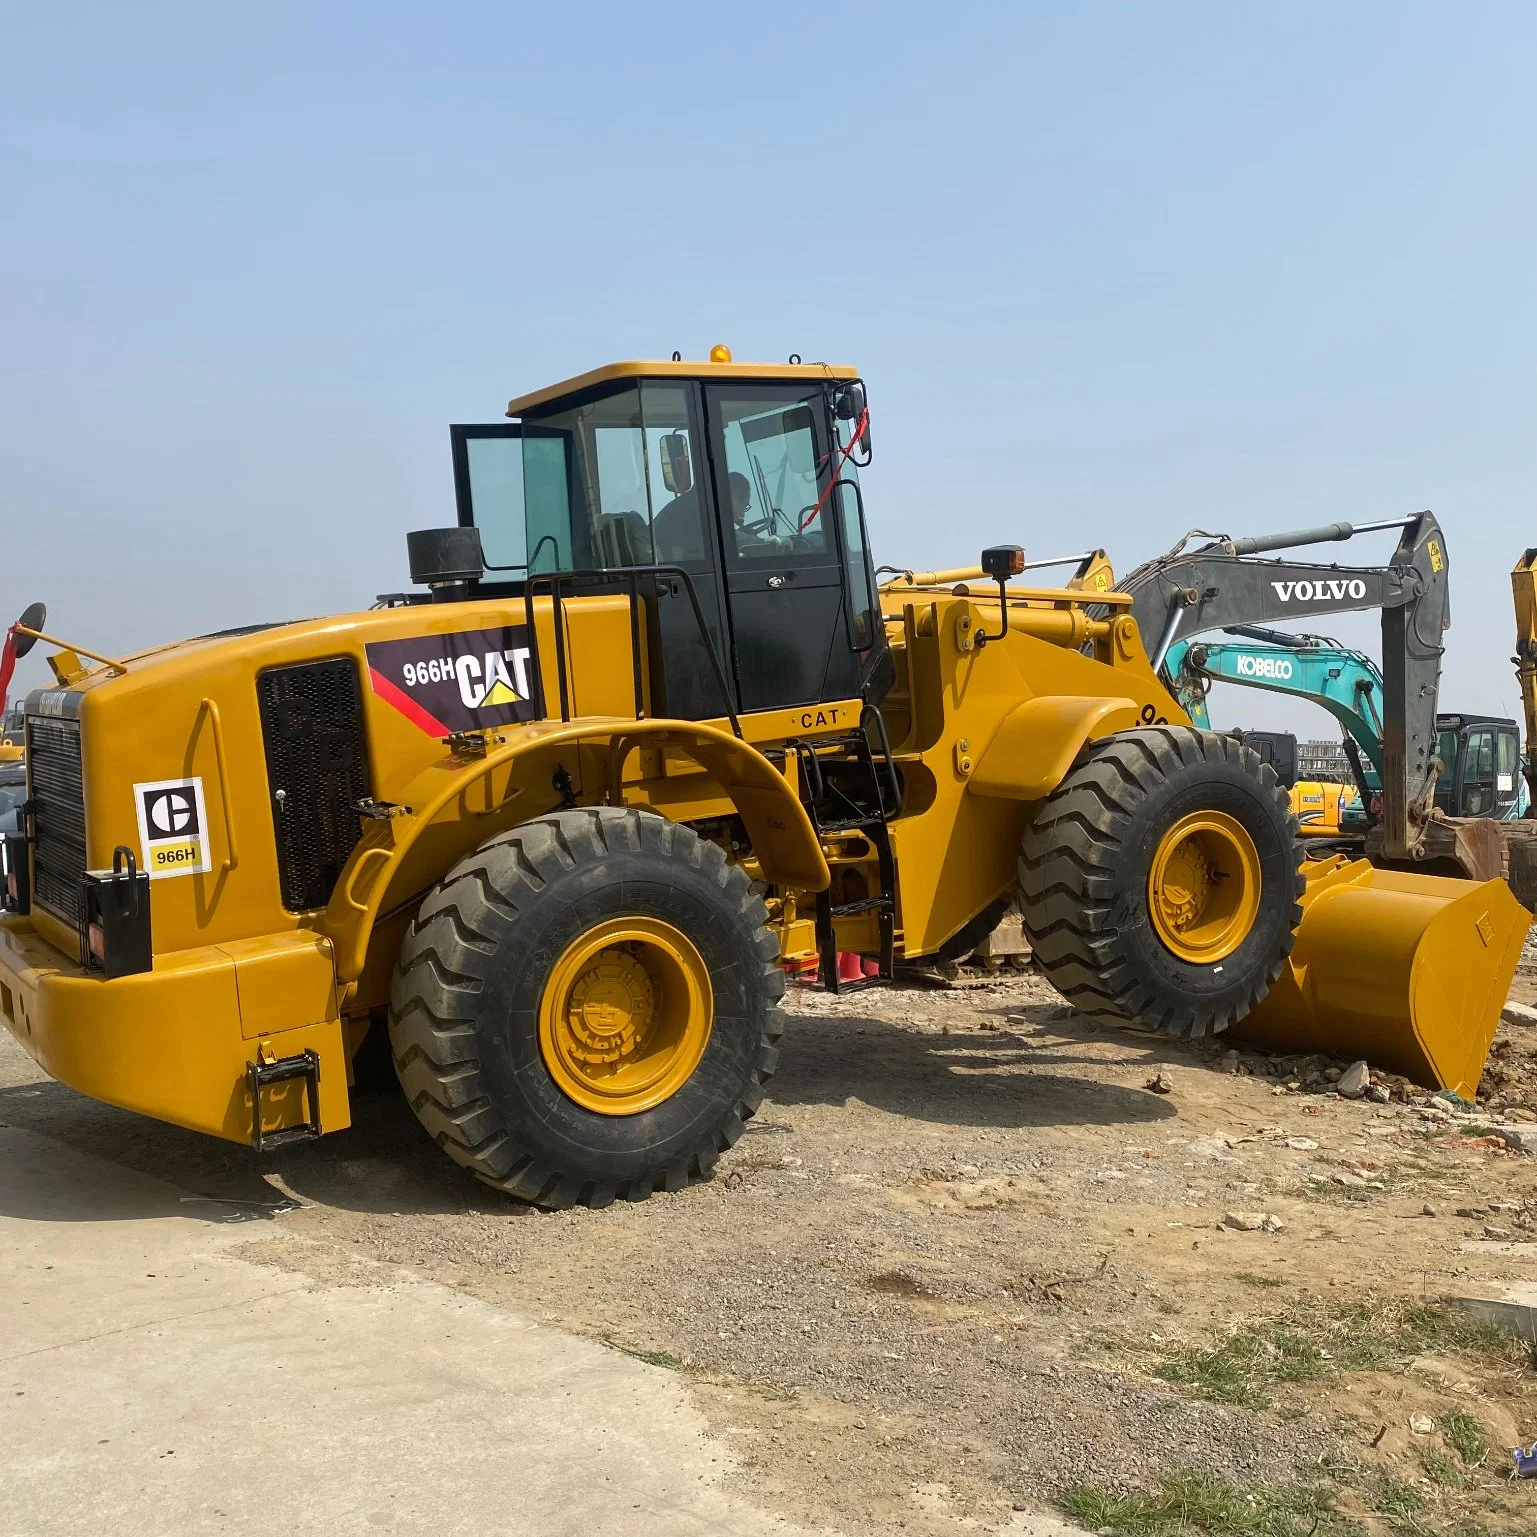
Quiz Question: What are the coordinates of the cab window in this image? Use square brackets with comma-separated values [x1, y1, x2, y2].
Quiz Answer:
[1497, 727, 1519, 786]
[517, 383, 708, 572]
[451, 424, 527, 570]
[714, 395, 831, 563]
[640, 384, 709, 566]
[1435, 726, 1460, 770]
[1463, 727, 1494, 815]
[522, 429, 574, 572]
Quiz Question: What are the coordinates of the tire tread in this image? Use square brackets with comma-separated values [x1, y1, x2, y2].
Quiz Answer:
[1018, 726, 1304, 1039]
[389, 807, 781, 1208]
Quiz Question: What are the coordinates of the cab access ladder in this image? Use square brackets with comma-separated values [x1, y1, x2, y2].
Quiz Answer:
[790, 706, 902, 993]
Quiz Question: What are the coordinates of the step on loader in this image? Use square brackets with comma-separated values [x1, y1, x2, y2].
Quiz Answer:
[0, 352, 1526, 1207]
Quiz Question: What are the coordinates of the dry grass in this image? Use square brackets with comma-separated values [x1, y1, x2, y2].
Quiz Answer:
[1152, 1296, 1519, 1409]
[1057, 1469, 1353, 1537]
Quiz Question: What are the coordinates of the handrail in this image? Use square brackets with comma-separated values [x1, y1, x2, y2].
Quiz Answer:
[522, 565, 742, 739]
[199, 697, 240, 873]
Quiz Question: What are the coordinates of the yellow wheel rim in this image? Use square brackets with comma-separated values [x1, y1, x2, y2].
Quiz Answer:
[1147, 810, 1262, 964]
[538, 917, 713, 1116]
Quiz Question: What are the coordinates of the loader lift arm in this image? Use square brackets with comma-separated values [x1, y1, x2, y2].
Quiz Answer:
[1117, 513, 1449, 861]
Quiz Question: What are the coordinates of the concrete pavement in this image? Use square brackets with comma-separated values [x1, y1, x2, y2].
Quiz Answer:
[0, 1124, 811, 1537]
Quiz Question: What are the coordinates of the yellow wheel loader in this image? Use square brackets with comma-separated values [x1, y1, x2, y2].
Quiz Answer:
[0, 354, 1527, 1208]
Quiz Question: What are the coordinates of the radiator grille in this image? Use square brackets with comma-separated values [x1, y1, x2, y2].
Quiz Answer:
[257, 659, 373, 912]
[27, 716, 86, 925]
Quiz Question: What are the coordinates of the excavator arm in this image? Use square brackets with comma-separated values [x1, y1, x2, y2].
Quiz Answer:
[1118, 513, 1449, 861]
[1167, 628, 1386, 770]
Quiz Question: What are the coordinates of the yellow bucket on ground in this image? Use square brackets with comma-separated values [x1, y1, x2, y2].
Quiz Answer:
[1232, 858, 1531, 1099]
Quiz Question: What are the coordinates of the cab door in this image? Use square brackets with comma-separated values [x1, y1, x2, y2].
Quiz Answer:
[452, 389, 735, 724]
[1450, 723, 1522, 819]
[1458, 727, 1497, 817]
[579, 380, 733, 723]
[702, 384, 870, 714]
[1493, 723, 1522, 819]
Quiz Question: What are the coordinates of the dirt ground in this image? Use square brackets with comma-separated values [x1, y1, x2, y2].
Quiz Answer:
[5, 959, 1537, 1536]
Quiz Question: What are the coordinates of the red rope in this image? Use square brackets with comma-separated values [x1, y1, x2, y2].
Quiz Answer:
[799, 408, 869, 533]
[0, 625, 17, 715]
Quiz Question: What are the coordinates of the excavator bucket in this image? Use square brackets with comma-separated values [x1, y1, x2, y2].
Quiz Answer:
[1232, 858, 1531, 1099]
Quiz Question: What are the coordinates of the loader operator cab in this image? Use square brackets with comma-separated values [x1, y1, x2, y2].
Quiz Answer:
[447, 356, 885, 722]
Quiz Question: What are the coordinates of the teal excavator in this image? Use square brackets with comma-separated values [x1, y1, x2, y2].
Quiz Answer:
[1167, 627, 1526, 864]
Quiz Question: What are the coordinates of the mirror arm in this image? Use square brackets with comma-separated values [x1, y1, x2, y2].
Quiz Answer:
[972, 576, 1012, 649]
[14, 625, 128, 676]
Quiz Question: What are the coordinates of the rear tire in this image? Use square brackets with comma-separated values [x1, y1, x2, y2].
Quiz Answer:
[388, 807, 783, 1208]
[1018, 726, 1303, 1037]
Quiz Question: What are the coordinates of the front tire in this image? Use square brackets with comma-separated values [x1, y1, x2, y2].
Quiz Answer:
[1018, 726, 1303, 1037]
[388, 807, 783, 1208]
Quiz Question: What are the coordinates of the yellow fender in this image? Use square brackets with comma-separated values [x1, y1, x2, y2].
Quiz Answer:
[321, 717, 829, 986]
[969, 695, 1145, 800]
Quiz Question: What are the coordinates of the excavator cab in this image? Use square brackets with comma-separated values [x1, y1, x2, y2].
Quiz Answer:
[1433, 715, 1524, 820]
[1231, 729, 1299, 789]
[449, 360, 887, 722]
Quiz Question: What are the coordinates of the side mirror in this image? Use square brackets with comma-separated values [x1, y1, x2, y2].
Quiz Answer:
[12, 602, 45, 657]
[833, 383, 871, 462]
[658, 433, 692, 495]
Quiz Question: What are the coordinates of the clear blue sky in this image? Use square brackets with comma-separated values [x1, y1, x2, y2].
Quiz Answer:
[4, 3, 1533, 738]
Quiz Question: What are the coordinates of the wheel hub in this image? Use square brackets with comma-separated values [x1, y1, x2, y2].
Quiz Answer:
[1147, 810, 1262, 964]
[1156, 839, 1212, 932]
[539, 917, 714, 1116]
[563, 950, 655, 1066]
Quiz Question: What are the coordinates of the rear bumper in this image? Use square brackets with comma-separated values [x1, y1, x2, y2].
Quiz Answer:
[0, 918, 351, 1145]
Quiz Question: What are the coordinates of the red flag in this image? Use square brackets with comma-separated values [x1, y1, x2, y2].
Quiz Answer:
[0, 625, 17, 716]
